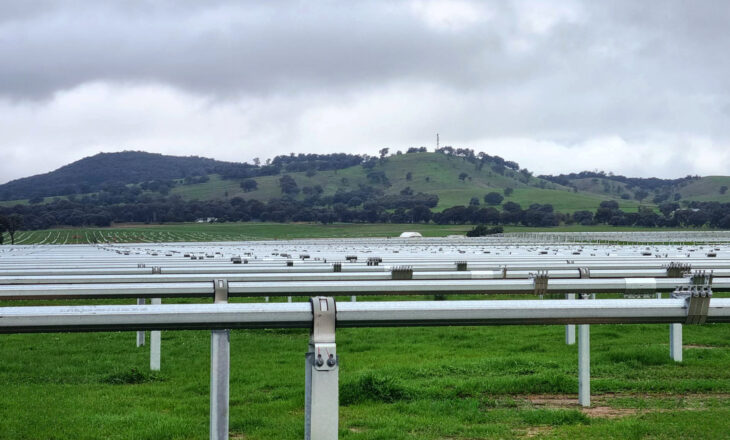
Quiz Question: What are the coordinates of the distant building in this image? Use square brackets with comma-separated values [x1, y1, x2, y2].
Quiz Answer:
[195, 217, 218, 223]
[399, 231, 423, 238]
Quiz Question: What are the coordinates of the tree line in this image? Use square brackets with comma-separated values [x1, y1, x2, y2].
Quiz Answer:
[5, 194, 730, 235]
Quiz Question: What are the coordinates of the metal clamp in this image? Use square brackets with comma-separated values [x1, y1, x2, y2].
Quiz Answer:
[214, 279, 229, 304]
[532, 270, 548, 295]
[672, 285, 712, 324]
[152, 266, 161, 274]
[579, 267, 590, 279]
[367, 257, 382, 266]
[665, 262, 691, 278]
[332, 262, 342, 273]
[392, 266, 413, 280]
[310, 297, 337, 370]
[688, 270, 713, 286]
[455, 261, 467, 272]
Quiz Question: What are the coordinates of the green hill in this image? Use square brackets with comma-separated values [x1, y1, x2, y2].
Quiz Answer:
[4, 149, 730, 216]
[0, 151, 237, 201]
[171, 152, 644, 212]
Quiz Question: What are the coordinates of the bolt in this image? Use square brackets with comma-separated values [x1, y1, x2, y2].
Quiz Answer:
[315, 354, 324, 367]
[326, 354, 336, 367]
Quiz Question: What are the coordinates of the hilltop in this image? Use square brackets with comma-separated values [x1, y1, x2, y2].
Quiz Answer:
[0, 151, 237, 201]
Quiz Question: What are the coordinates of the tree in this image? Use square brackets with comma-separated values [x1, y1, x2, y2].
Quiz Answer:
[278, 175, 299, 195]
[240, 179, 258, 192]
[634, 190, 649, 202]
[378, 148, 389, 158]
[406, 172, 412, 181]
[0, 216, 6, 244]
[409, 205, 432, 223]
[469, 196, 480, 206]
[5, 214, 22, 245]
[503, 187, 514, 197]
[458, 172, 468, 182]
[466, 225, 503, 237]
[721, 186, 728, 195]
[659, 202, 680, 217]
[573, 210, 594, 225]
[484, 192, 504, 205]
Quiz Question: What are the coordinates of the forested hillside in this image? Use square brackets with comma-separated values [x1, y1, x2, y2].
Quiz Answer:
[0, 151, 237, 200]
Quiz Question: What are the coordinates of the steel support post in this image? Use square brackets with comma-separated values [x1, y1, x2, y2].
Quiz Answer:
[150, 298, 161, 371]
[565, 294, 576, 345]
[305, 297, 338, 440]
[351, 296, 357, 302]
[211, 279, 230, 440]
[670, 323, 682, 362]
[578, 324, 590, 407]
[136, 298, 146, 347]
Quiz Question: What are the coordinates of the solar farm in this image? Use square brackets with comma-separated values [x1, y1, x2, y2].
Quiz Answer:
[2, 232, 730, 439]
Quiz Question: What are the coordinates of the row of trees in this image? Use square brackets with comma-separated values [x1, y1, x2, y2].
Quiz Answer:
[8, 194, 730, 232]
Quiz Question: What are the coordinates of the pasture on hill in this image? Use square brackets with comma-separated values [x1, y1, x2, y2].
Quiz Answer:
[170, 153, 646, 213]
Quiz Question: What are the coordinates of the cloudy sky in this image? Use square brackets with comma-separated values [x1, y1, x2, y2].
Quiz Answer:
[1, 0, 728, 183]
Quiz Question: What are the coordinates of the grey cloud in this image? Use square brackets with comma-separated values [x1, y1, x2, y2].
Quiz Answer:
[0, 1, 501, 98]
[0, 0, 729, 181]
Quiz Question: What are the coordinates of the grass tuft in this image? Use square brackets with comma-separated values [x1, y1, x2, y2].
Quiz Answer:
[101, 367, 164, 385]
[520, 409, 590, 426]
[340, 372, 412, 405]
[605, 348, 671, 367]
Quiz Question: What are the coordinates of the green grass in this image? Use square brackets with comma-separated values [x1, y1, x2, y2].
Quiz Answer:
[678, 176, 730, 202]
[3, 223, 479, 244]
[4, 222, 722, 245]
[1, 297, 729, 439]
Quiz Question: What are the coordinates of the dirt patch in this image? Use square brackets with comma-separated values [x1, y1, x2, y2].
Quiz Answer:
[583, 406, 638, 418]
[526, 394, 637, 418]
[523, 393, 730, 419]
[527, 395, 579, 407]
[524, 426, 553, 438]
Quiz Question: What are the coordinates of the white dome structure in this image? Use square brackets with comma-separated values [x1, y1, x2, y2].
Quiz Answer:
[399, 231, 423, 238]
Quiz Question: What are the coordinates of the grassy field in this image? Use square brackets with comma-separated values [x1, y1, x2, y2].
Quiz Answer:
[1, 294, 729, 439]
[3, 222, 709, 245]
[2, 223, 729, 438]
[3, 223, 476, 244]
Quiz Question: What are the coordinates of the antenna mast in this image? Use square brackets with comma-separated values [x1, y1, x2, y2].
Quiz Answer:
[436, 133, 440, 149]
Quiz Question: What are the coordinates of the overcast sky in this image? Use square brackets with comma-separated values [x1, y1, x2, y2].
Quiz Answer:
[1, 0, 729, 183]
